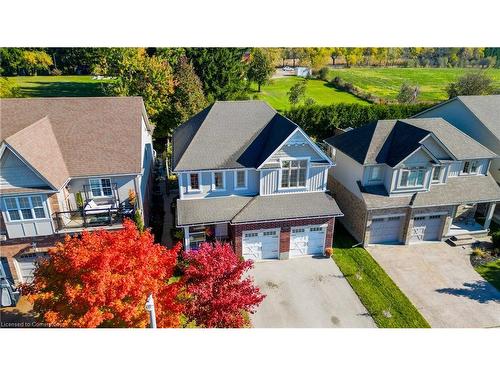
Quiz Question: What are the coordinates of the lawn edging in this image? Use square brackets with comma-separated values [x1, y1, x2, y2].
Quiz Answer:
[332, 226, 430, 328]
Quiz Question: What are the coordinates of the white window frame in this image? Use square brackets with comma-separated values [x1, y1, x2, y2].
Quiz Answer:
[3, 195, 47, 222]
[431, 166, 443, 183]
[368, 165, 383, 182]
[187, 172, 201, 192]
[461, 160, 480, 175]
[279, 158, 309, 190]
[211, 171, 226, 191]
[89, 178, 113, 198]
[234, 170, 248, 190]
[398, 167, 426, 188]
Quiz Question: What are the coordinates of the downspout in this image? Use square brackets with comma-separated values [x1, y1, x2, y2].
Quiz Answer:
[134, 175, 144, 215]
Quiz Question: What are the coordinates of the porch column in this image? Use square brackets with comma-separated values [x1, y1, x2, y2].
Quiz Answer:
[484, 203, 496, 230]
[183, 227, 190, 250]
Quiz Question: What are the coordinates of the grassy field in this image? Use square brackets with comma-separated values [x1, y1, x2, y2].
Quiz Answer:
[328, 67, 500, 102]
[250, 76, 368, 111]
[6, 75, 115, 97]
[475, 260, 500, 292]
[332, 225, 430, 328]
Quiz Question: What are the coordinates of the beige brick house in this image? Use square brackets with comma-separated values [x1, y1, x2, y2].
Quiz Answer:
[324, 118, 500, 246]
[0, 97, 155, 284]
[173, 101, 342, 260]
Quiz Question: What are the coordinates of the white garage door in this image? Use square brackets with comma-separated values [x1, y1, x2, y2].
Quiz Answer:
[369, 215, 404, 244]
[242, 229, 280, 260]
[15, 252, 48, 283]
[290, 226, 326, 257]
[410, 214, 444, 243]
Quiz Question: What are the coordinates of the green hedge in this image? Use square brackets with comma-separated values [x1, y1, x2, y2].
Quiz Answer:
[284, 103, 433, 141]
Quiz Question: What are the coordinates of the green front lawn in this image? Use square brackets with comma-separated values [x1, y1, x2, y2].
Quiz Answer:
[327, 67, 500, 102]
[475, 260, 500, 291]
[250, 76, 368, 111]
[332, 225, 430, 328]
[6, 75, 115, 97]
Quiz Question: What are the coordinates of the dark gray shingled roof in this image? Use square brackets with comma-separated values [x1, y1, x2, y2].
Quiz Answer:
[359, 175, 500, 209]
[172, 101, 299, 172]
[176, 192, 343, 226]
[325, 118, 497, 167]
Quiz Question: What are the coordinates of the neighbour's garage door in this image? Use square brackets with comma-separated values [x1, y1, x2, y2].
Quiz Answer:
[290, 226, 326, 257]
[242, 229, 280, 260]
[15, 252, 48, 283]
[369, 215, 404, 244]
[410, 214, 444, 243]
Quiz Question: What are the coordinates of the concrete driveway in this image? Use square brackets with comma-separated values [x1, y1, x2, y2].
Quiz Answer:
[367, 242, 500, 328]
[248, 257, 376, 328]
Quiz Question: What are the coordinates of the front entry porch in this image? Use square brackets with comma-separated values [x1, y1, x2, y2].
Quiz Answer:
[446, 202, 496, 237]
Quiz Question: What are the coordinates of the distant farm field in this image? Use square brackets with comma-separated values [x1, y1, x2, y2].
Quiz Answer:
[6, 75, 115, 97]
[250, 76, 368, 111]
[328, 67, 500, 102]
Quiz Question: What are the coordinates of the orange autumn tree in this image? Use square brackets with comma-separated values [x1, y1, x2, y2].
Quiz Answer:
[24, 219, 183, 328]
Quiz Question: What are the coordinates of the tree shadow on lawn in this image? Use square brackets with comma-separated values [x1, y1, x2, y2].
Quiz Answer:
[20, 81, 108, 97]
[436, 280, 500, 304]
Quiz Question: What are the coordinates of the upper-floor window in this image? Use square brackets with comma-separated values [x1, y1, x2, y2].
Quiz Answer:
[281, 159, 307, 188]
[399, 167, 426, 188]
[89, 178, 112, 197]
[188, 173, 200, 191]
[462, 160, 479, 175]
[235, 170, 247, 190]
[432, 166, 443, 183]
[368, 166, 383, 182]
[212, 171, 225, 190]
[4, 195, 46, 221]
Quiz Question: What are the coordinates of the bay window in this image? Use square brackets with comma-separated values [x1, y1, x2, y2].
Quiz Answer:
[4, 196, 47, 221]
[89, 178, 112, 197]
[281, 159, 307, 188]
[399, 167, 426, 188]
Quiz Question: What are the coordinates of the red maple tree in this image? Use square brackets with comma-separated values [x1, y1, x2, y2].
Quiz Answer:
[182, 242, 265, 328]
[24, 219, 183, 328]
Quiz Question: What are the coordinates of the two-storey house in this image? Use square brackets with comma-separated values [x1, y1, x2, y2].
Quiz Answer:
[172, 101, 342, 260]
[0, 97, 155, 284]
[414, 95, 500, 222]
[324, 118, 500, 246]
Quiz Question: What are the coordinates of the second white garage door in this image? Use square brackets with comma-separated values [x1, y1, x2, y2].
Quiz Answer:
[242, 229, 280, 260]
[410, 214, 444, 243]
[290, 226, 327, 257]
[15, 252, 49, 283]
[369, 215, 404, 244]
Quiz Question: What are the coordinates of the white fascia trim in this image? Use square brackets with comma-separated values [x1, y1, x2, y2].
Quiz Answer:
[420, 133, 457, 160]
[393, 145, 440, 168]
[231, 213, 344, 226]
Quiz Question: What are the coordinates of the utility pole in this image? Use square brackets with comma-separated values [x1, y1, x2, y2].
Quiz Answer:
[145, 294, 157, 328]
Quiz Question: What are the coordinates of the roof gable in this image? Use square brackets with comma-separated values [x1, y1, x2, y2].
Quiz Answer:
[0, 147, 50, 191]
[4, 117, 69, 189]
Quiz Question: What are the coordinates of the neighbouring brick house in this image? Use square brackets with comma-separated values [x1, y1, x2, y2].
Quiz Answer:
[0, 97, 155, 284]
[173, 101, 342, 260]
[324, 118, 500, 246]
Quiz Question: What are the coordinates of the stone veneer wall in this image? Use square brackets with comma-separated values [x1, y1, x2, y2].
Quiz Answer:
[231, 217, 335, 260]
[329, 178, 367, 243]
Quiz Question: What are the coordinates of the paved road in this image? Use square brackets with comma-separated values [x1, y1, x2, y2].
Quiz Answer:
[248, 257, 376, 328]
[367, 242, 500, 328]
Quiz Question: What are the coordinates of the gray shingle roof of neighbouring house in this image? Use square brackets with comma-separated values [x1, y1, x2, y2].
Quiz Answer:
[457, 95, 500, 139]
[231, 192, 343, 224]
[360, 175, 500, 209]
[172, 101, 299, 172]
[325, 118, 497, 167]
[0, 97, 150, 186]
[176, 192, 343, 226]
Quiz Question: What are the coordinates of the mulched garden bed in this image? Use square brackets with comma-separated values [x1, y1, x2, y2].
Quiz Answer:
[470, 242, 500, 268]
